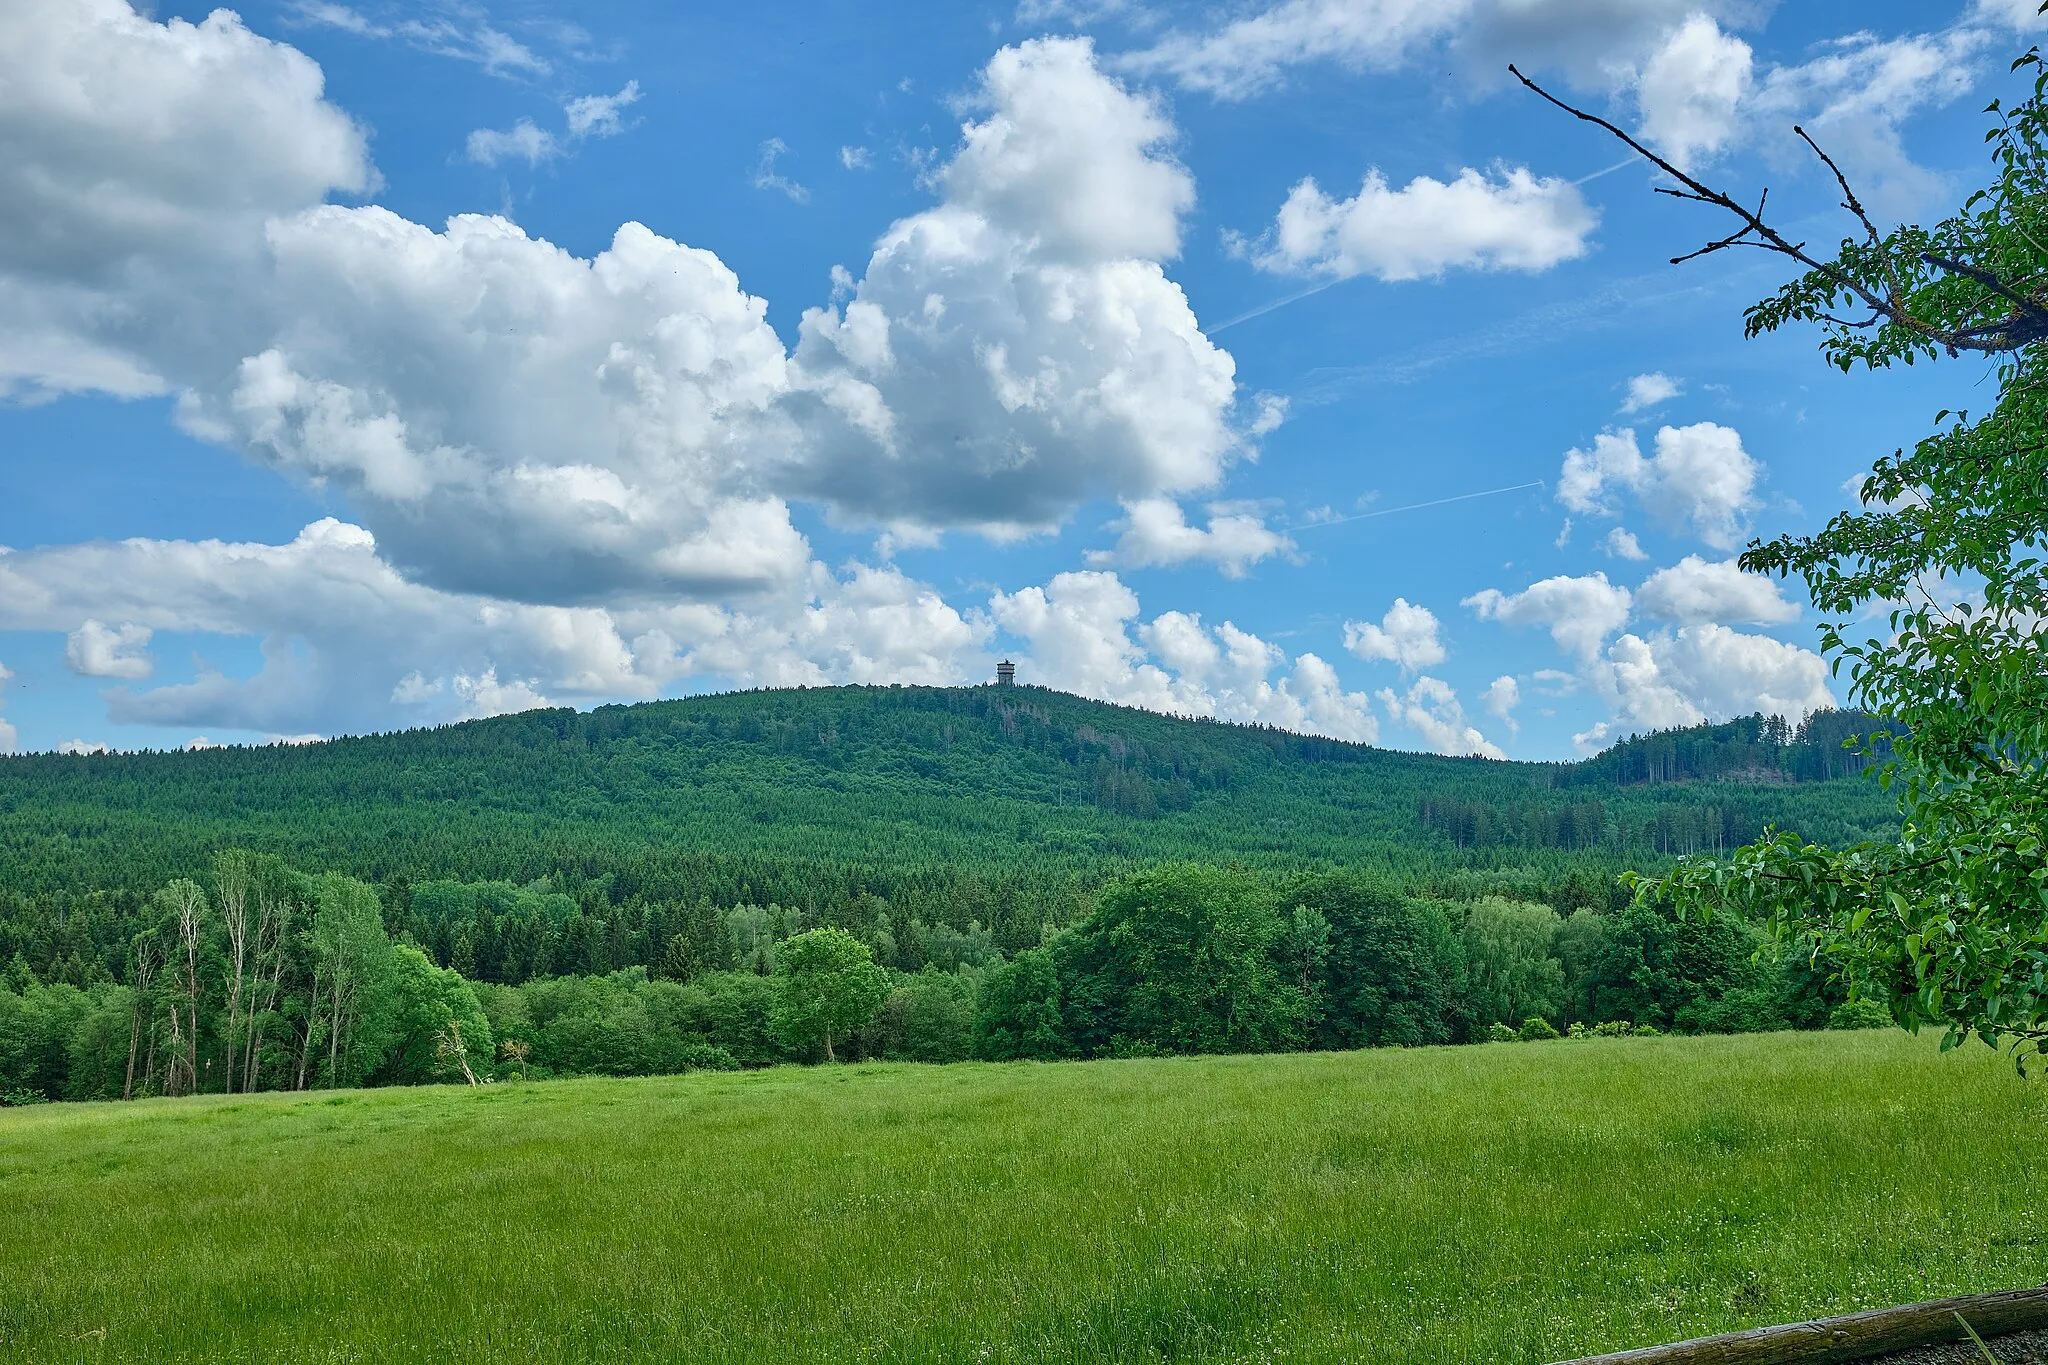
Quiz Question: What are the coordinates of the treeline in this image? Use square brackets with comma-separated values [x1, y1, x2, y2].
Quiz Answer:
[1, 854, 1879, 1104]
[1419, 795, 1765, 854]
[0, 687, 1899, 900]
[1559, 710, 1904, 787]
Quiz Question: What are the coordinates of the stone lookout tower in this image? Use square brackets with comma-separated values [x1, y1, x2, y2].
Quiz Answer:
[996, 660, 1016, 686]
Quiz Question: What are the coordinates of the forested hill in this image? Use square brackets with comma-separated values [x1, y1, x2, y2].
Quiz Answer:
[0, 685, 1894, 903]
[1560, 709, 1905, 787]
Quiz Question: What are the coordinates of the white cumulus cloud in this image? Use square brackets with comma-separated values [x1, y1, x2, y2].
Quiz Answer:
[990, 572, 1379, 742]
[0, 0, 374, 402]
[1377, 676, 1504, 759]
[0, 520, 1004, 738]
[1127, 0, 1995, 211]
[1636, 16, 1754, 169]
[1577, 624, 1835, 752]
[1601, 527, 1648, 560]
[1342, 598, 1445, 671]
[1462, 573, 1633, 663]
[1480, 674, 1520, 735]
[1087, 499, 1295, 578]
[1635, 555, 1800, 625]
[1249, 165, 1595, 282]
[65, 620, 155, 680]
[1558, 423, 1761, 551]
[451, 669, 551, 720]
[1620, 372, 1682, 414]
[786, 37, 1249, 533]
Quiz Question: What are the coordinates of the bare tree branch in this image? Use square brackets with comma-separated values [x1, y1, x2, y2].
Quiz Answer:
[1508, 64, 2048, 356]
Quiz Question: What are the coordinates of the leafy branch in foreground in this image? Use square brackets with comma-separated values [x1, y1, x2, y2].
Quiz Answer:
[1524, 46, 2048, 1067]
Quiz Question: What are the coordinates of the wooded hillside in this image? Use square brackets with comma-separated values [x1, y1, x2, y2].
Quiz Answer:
[0, 685, 1895, 905]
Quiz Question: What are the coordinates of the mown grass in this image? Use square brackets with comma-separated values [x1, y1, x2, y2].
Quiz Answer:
[1, 1031, 2042, 1364]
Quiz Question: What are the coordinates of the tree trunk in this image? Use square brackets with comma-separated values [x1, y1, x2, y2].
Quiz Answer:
[326, 946, 351, 1087]
[168, 880, 205, 1097]
[123, 941, 156, 1102]
[218, 862, 252, 1094]
[1545, 1286, 2048, 1364]
[242, 896, 289, 1094]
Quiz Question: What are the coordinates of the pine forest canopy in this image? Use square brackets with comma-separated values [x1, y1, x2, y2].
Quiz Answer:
[0, 685, 1896, 904]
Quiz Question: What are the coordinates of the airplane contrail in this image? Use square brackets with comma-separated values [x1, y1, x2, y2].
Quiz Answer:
[1291, 480, 1547, 531]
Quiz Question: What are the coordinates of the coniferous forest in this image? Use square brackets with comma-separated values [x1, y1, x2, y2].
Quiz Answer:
[0, 685, 1902, 1103]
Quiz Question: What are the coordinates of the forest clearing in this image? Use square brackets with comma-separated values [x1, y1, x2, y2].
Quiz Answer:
[3, 1029, 2042, 1364]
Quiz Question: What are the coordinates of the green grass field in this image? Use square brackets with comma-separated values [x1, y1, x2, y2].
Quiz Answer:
[2, 1032, 2042, 1364]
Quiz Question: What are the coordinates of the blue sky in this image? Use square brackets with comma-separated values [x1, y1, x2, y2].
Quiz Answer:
[0, 0, 2031, 759]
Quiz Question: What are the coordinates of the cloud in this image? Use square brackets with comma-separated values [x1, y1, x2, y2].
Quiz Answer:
[1086, 499, 1294, 577]
[1342, 598, 1445, 671]
[565, 81, 642, 139]
[989, 572, 1379, 742]
[1128, 1, 1994, 210]
[752, 137, 810, 203]
[1635, 555, 1799, 625]
[1377, 676, 1504, 759]
[0, 520, 650, 733]
[1122, 0, 1757, 100]
[470, 82, 642, 168]
[451, 668, 551, 719]
[1246, 165, 1595, 282]
[65, 620, 155, 679]
[1122, 0, 1460, 99]
[12, 14, 1257, 608]
[1620, 372, 1681, 414]
[286, 3, 549, 77]
[990, 570, 1178, 710]
[1577, 623, 1834, 751]
[1636, 16, 1753, 169]
[1463, 572, 1632, 663]
[0, 0, 374, 402]
[466, 119, 558, 167]
[943, 38, 1192, 263]
[57, 739, 112, 756]
[188, 212, 810, 605]
[1465, 552, 1825, 749]
[1600, 527, 1647, 560]
[1557, 423, 1760, 550]
[684, 562, 995, 689]
[1480, 674, 1519, 735]
[0, 8, 1375, 750]
[1775, 32, 1990, 210]
[0, 661, 13, 754]
[0, 520, 1002, 737]
[786, 37, 1248, 532]
[1976, 0, 2048, 29]
[839, 145, 873, 170]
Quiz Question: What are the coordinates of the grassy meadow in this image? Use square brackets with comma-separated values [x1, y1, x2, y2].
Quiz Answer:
[2, 1031, 2043, 1364]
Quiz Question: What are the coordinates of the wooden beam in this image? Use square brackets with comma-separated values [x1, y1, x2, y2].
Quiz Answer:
[1546, 1286, 2048, 1364]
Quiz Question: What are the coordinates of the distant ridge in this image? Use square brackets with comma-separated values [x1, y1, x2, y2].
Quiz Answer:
[0, 686, 1897, 897]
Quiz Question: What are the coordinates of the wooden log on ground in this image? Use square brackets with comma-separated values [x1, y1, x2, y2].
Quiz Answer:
[1547, 1286, 2048, 1365]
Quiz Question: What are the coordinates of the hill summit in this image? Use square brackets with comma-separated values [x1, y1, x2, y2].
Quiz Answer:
[0, 685, 1896, 902]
